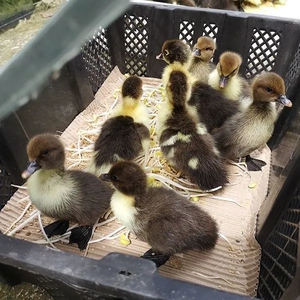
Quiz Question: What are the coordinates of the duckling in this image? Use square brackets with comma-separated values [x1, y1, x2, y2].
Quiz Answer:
[189, 36, 216, 83]
[208, 51, 252, 109]
[195, 0, 240, 10]
[89, 76, 150, 176]
[151, 0, 196, 6]
[158, 63, 228, 190]
[213, 72, 293, 171]
[22, 134, 113, 250]
[159, 39, 240, 132]
[100, 161, 218, 267]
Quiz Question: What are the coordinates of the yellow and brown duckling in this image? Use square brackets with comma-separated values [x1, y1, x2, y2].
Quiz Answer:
[89, 76, 150, 176]
[100, 161, 219, 267]
[189, 36, 216, 83]
[213, 72, 293, 171]
[208, 51, 252, 108]
[22, 134, 113, 250]
[158, 62, 228, 190]
[195, 0, 240, 10]
[158, 39, 240, 132]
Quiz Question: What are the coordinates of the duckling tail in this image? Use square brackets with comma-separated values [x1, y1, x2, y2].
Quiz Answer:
[187, 156, 229, 191]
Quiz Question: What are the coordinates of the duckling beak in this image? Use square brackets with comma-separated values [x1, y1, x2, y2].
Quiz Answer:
[276, 95, 293, 107]
[21, 161, 40, 179]
[100, 173, 111, 182]
[219, 76, 228, 88]
[193, 48, 201, 56]
[156, 53, 163, 60]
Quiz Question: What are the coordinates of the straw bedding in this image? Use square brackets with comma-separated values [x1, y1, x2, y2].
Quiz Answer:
[0, 67, 271, 297]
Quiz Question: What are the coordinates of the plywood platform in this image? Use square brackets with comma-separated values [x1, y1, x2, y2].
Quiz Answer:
[0, 67, 271, 297]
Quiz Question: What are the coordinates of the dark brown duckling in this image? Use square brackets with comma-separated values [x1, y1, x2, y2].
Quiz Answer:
[151, 0, 196, 6]
[22, 133, 113, 250]
[213, 72, 293, 171]
[209, 51, 252, 110]
[158, 63, 228, 190]
[195, 0, 239, 10]
[159, 39, 240, 132]
[190, 36, 216, 83]
[89, 76, 150, 176]
[100, 161, 218, 267]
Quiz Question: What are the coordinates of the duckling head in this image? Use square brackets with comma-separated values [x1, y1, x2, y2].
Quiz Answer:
[192, 36, 216, 62]
[156, 39, 191, 66]
[122, 76, 143, 100]
[22, 134, 65, 179]
[251, 72, 292, 107]
[100, 161, 147, 197]
[217, 51, 242, 88]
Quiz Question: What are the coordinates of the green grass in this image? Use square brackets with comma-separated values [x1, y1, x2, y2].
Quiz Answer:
[0, 0, 37, 22]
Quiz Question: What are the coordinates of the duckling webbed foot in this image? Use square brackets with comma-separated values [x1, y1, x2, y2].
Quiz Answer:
[246, 155, 266, 171]
[69, 226, 92, 250]
[44, 220, 69, 238]
[140, 248, 170, 268]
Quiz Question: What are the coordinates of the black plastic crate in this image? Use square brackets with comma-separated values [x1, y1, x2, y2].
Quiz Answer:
[1, 2, 300, 300]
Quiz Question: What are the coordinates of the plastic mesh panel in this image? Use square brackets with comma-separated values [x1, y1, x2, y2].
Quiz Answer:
[258, 196, 300, 300]
[81, 27, 113, 93]
[245, 28, 281, 79]
[202, 23, 218, 39]
[124, 14, 148, 76]
[0, 164, 16, 210]
[179, 20, 195, 46]
[284, 43, 300, 93]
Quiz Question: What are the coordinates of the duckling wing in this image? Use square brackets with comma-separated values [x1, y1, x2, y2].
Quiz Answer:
[143, 187, 219, 255]
[160, 130, 228, 190]
[67, 170, 113, 226]
[188, 81, 240, 132]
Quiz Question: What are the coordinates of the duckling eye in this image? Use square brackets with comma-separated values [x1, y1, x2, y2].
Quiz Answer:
[42, 149, 50, 156]
[265, 87, 273, 93]
[164, 49, 169, 56]
[205, 47, 210, 51]
[110, 174, 118, 182]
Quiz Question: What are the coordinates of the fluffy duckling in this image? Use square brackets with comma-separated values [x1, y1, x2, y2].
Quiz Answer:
[158, 39, 240, 132]
[208, 51, 252, 108]
[89, 76, 150, 176]
[195, 0, 240, 10]
[22, 134, 113, 250]
[214, 72, 293, 171]
[100, 161, 218, 267]
[189, 36, 216, 83]
[151, 0, 196, 6]
[158, 63, 228, 190]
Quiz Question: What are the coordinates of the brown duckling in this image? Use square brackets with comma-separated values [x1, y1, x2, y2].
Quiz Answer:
[22, 134, 113, 250]
[189, 36, 216, 83]
[208, 51, 252, 109]
[158, 63, 228, 190]
[158, 39, 240, 132]
[89, 76, 150, 176]
[213, 72, 293, 171]
[151, 0, 196, 6]
[100, 161, 218, 267]
[195, 0, 239, 10]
